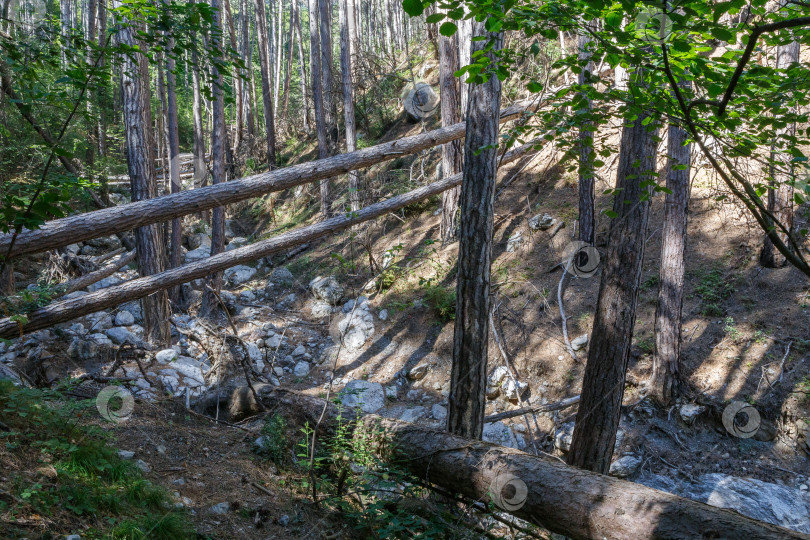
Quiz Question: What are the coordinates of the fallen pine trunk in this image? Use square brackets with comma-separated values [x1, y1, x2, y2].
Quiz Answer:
[0, 142, 537, 339]
[0, 105, 528, 260]
[256, 388, 808, 540]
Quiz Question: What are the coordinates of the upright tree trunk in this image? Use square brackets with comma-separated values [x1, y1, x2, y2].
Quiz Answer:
[240, 0, 255, 142]
[96, 0, 108, 167]
[273, 0, 284, 117]
[567, 73, 658, 474]
[114, 0, 171, 345]
[163, 0, 183, 303]
[190, 3, 208, 206]
[308, 0, 330, 216]
[760, 38, 799, 268]
[318, 0, 336, 151]
[255, 0, 277, 166]
[223, 0, 243, 151]
[294, 0, 310, 131]
[281, 0, 295, 118]
[447, 28, 503, 440]
[456, 17, 472, 117]
[650, 117, 691, 405]
[200, 0, 228, 319]
[339, 0, 358, 213]
[577, 28, 595, 245]
[438, 27, 462, 243]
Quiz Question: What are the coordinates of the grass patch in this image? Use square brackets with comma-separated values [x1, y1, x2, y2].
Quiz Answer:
[693, 267, 735, 317]
[0, 381, 193, 538]
[423, 284, 456, 323]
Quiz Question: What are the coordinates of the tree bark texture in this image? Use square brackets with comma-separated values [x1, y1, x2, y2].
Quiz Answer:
[577, 28, 595, 245]
[0, 142, 537, 339]
[438, 27, 462, 243]
[307, 0, 331, 216]
[0, 105, 527, 259]
[255, 0, 277, 166]
[115, 2, 171, 345]
[567, 99, 659, 474]
[761, 38, 799, 268]
[448, 30, 503, 440]
[339, 0, 359, 213]
[650, 119, 691, 405]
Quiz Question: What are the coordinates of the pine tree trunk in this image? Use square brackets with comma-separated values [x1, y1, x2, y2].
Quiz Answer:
[308, 0, 331, 216]
[568, 73, 658, 474]
[96, 0, 107, 167]
[650, 119, 691, 405]
[281, 0, 295, 118]
[319, 0, 336, 152]
[438, 27, 462, 243]
[223, 0, 243, 151]
[201, 0, 228, 319]
[761, 38, 799, 268]
[114, 0, 171, 345]
[163, 0, 183, 302]
[294, 0, 309, 132]
[339, 0, 358, 213]
[273, 0, 284, 118]
[190, 3, 208, 207]
[448, 28, 503, 440]
[577, 28, 595, 245]
[255, 0, 277, 166]
[240, 0, 255, 142]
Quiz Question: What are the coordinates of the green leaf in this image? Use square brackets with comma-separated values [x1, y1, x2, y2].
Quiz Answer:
[439, 22, 457, 37]
[401, 0, 423, 17]
[527, 81, 543, 93]
[710, 27, 734, 43]
[604, 210, 618, 218]
[425, 13, 444, 24]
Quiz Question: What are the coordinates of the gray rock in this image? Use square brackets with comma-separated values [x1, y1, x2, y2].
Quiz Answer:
[338, 308, 375, 350]
[65, 534, 82, 540]
[342, 299, 357, 313]
[293, 361, 310, 377]
[184, 246, 210, 263]
[679, 403, 705, 424]
[310, 275, 345, 305]
[105, 327, 140, 346]
[571, 334, 589, 351]
[407, 362, 429, 381]
[209, 501, 230, 515]
[488, 366, 509, 386]
[265, 333, 285, 349]
[226, 236, 248, 251]
[310, 300, 332, 318]
[87, 275, 123, 292]
[385, 385, 398, 399]
[554, 422, 576, 452]
[378, 309, 389, 321]
[65, 243, 81, 255]
[609, 455, 642, 478]
[340, 380, 385, 413]
[187, 232, 211, 250]
[292, 344, 307, 358]
[529, 213, 556, 231]
[638, 473, 810, 534]
[400, 406, 426, 423]
[506, 231, 523, 252]
[64, 291, 88, 300]
[224, 265, 256, 286]
[117, 450, 135, 460]
[271, 267, 295, 286]
[502, 378, 528, 402]
[483, 421, 519, 448]
[114, 310, 135, 326]
[134, 459, 151, 473]
[155, 349, 179, 364]
[278, 514, 290, 526]
[431, 404, 447, 422]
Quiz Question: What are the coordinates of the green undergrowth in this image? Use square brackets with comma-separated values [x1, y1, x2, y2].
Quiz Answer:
[0, 381, 193, 539]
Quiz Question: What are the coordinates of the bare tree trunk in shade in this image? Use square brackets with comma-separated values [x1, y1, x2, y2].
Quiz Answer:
[438, 26, 462, 243]
[163, 0, 183, 303]
[281, 0, 295, 118]
[577, 28, 595, 245]
[273, 0, 284, 117]
[456, 17, 472, 117]
[191, 1, 208, 223]
[200, 0, 228, 319]
[294, 0, 310, 131]
[308, 0, 331, 216]
[567, 72, 658, 474]
[447, 28, 503, 440]
[761, 38, 799, 268]
[223, 0, 243, 151]
[114, 0, 171, 345]
[255, 0, 277, 166]
[650, 115, 691, 406]
[319, 0, 336, 151]
[240, 0, 255, 142]
[339, 0, 358, 213]
[96, 0, 107, 169]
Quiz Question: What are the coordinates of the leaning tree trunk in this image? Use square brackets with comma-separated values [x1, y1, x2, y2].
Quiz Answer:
[114, 0, 171, 345]
[448, 27, 503, 440]
[339, 0, 359, 213]
[650, 112, 691, 406]
[760, 37, 799, 268]
[567, 73, 658, 474]
[577, 27, 595, 245]
[255, 0, 277, 167]
[308, 0, 331, 216]
[438, 26, 462, 243]
[200, 0, 228, 319]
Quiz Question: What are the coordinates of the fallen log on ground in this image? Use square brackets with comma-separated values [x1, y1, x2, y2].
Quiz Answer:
[0, 105, 528, 260]
[256, 388, 807, 540]
[0, 142, 537, 339]
[57, 250, 136, 297]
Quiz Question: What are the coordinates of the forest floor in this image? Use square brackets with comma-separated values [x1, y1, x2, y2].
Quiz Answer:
[3, 92, 810, 539]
